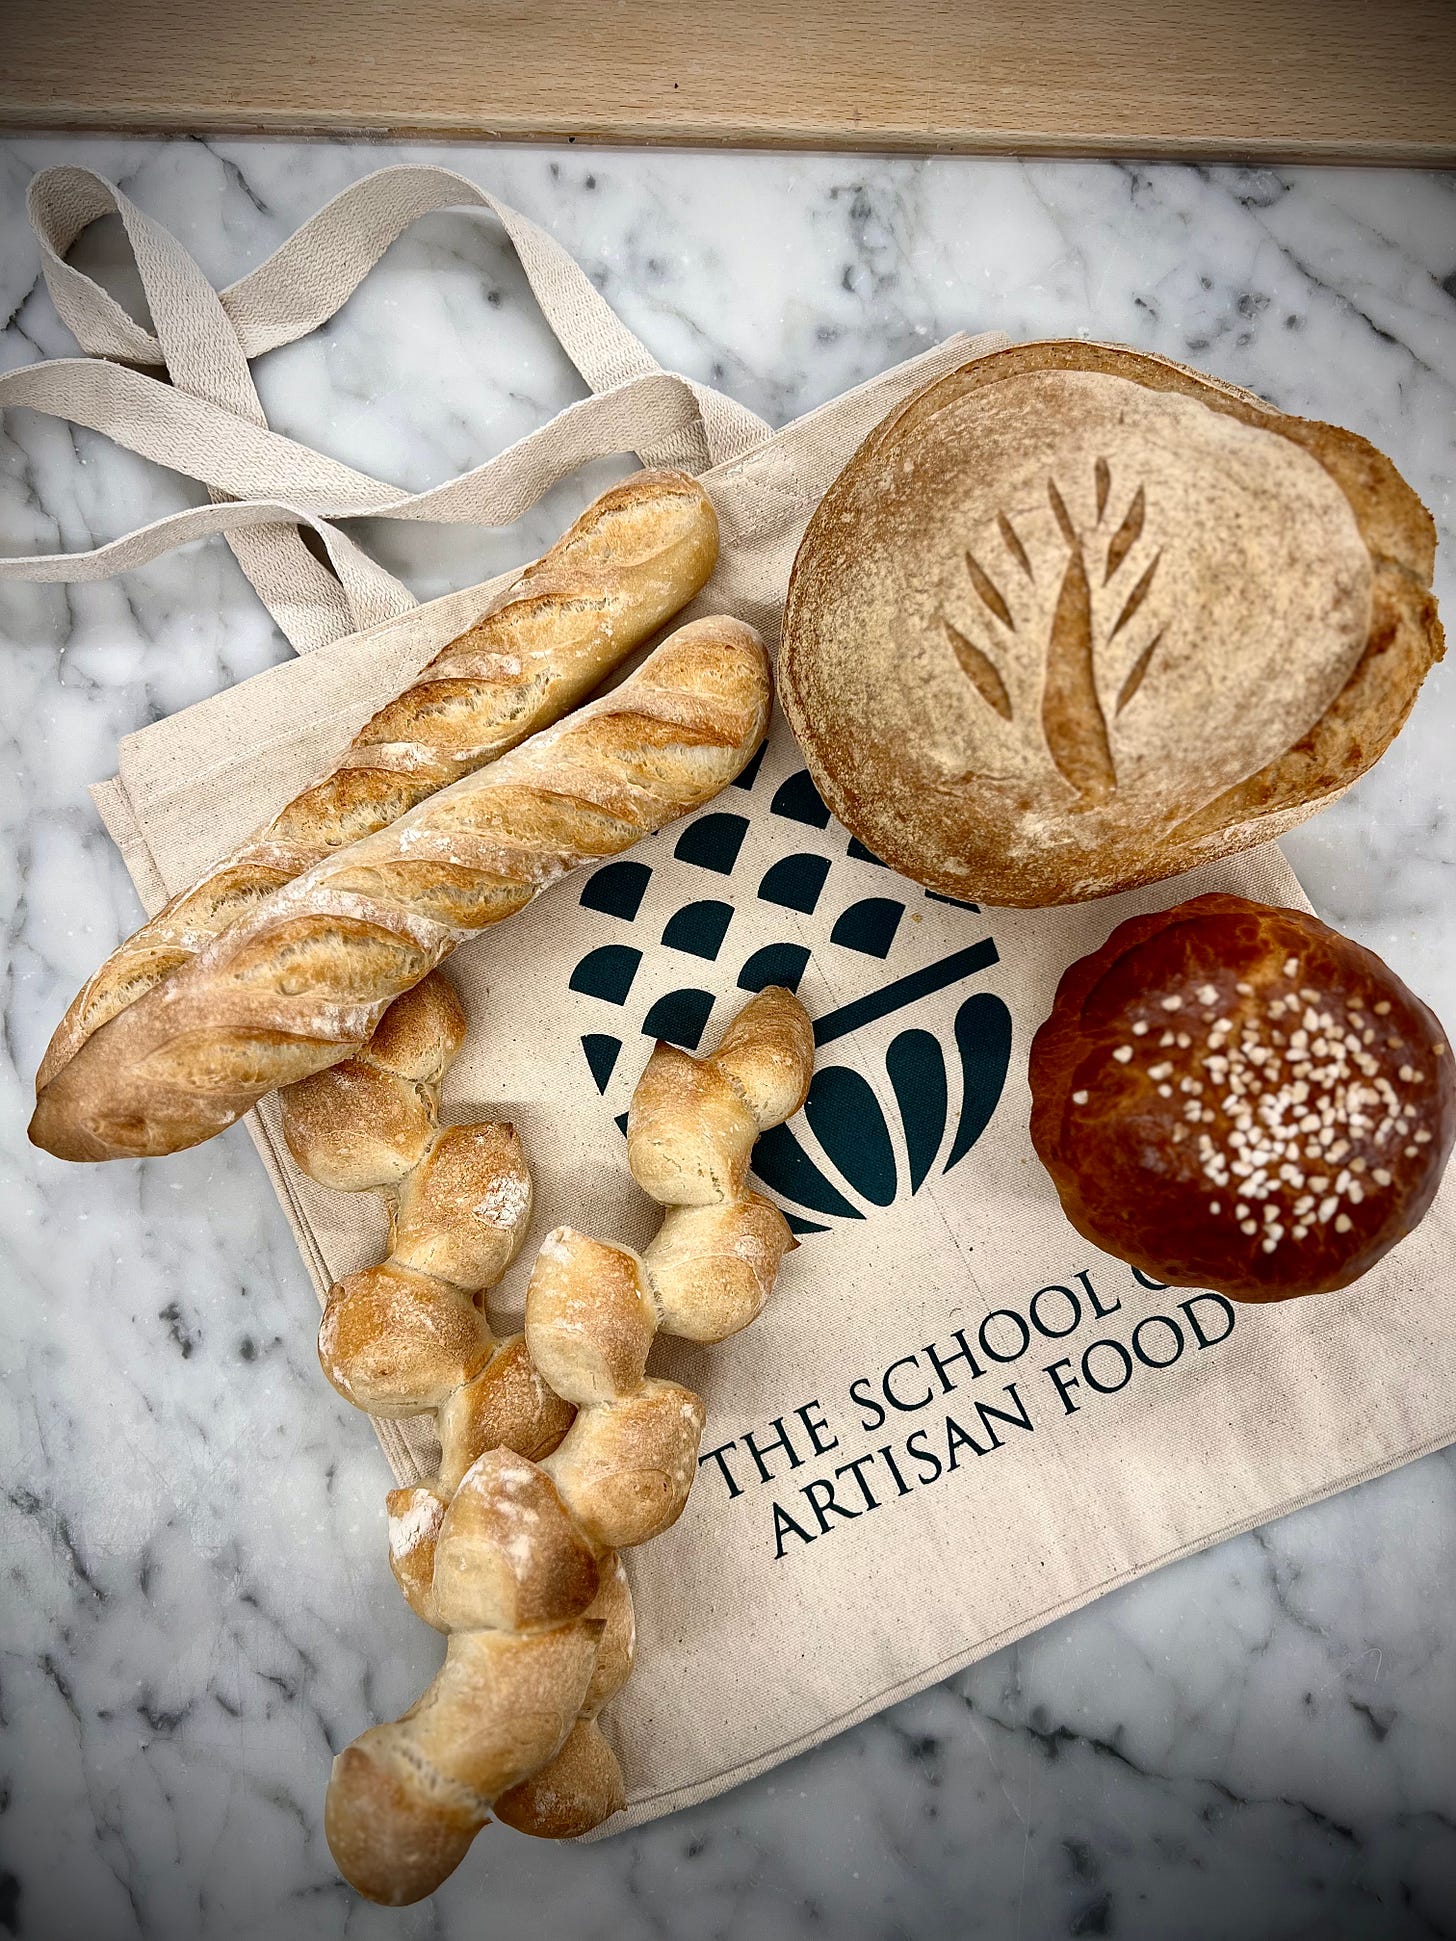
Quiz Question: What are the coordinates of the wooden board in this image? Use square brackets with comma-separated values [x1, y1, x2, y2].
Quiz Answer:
[3, 0, 1455, 162]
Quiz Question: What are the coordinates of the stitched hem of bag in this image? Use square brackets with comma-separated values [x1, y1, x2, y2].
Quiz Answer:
[587, 1417, 1456, 1837]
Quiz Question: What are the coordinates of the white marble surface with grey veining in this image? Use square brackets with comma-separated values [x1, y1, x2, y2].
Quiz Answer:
[1, 138, 1454, 1941]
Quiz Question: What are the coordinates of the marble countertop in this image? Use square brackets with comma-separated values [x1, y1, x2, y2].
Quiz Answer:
[2, 138, 1453, 1941]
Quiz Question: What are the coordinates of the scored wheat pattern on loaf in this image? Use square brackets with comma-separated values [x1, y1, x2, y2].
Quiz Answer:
[943, 461, 1164, 806]
[322, 985, 814, 1906]
[29, 615, 772, 1163]
[35, 469, 719, 1094]
[780, 345, 1445, 906]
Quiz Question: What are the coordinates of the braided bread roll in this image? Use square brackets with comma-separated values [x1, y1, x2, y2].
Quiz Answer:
[278, 971, 638, 1887]
[29, 615, 771, 1163]
[35, 469, 717, 1095]
[325, 1464, 639, 1906]
[278, 973, 574, 1588]
[325, 987, 814, 1904]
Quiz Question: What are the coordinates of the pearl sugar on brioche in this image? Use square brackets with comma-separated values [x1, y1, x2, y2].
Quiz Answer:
[1029, 894, 1454, 1300]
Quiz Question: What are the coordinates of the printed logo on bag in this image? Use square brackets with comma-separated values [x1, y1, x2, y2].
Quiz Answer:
[567, 736, 1013, 1233]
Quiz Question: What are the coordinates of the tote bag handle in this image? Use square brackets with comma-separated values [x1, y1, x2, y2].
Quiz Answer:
[0, 164, 773, 653]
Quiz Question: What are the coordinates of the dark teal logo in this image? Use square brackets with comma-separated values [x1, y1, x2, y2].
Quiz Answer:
[568, 747, 1011, 1235]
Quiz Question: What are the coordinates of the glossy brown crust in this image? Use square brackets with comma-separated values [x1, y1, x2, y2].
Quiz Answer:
[1029, 895, 1454, 1300]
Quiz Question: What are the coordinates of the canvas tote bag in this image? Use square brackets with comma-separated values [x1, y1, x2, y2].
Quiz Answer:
[4, 166, 1454, 1835]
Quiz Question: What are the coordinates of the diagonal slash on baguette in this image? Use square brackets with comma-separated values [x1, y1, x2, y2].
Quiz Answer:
[30, 616, 772, 1165]
[37, 469, 720, 1094]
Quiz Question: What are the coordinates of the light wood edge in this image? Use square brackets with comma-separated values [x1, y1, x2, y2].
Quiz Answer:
[1, 109, 1450, 164]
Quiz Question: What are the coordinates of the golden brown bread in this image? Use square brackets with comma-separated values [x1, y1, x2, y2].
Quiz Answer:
[780, 341, 1443, 907]
[323, 1620, 605, 1908]
[491, 1556, 637, 1837]
[278, 970, 467, 1191]
[1028, 894, 1454, 1299]
[37, 470, 718, 1093]
[493, 1715, 628, 1838]
[433, 1335, 569, 1494]
[430, 1452, 601, 1634]
[322, 986, 814, 1898]
[278, 974, 573, 1608]
[30, 615, 772, 1162]
[278, 974, 635, 1889]
[642, 1195, 793, 1342]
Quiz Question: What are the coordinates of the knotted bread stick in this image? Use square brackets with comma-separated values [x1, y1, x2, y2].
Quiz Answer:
[30, 615, 771, 1163]
[278, 971, 574, 1612]
[324, 986, 814, 1903]
[278, 975, 635, 1876]
[36, 469, 718, 1093]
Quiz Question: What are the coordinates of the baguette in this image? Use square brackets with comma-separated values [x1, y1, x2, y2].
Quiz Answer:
[37, 469, 718, 1092]
[29, 616, 772, 1163]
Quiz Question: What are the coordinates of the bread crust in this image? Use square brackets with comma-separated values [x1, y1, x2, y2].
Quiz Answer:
[30, 616, 771, 1162]
[1028, 894, 1454, 1299]
[323, 1621, 602, 1906]
[37, 469, 718, 1091]
[324, 987, 813, 1896]
[780, 342, 1442, 906]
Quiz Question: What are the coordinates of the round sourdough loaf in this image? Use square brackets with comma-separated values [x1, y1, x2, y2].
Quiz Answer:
[779, 342, 1443, 906]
